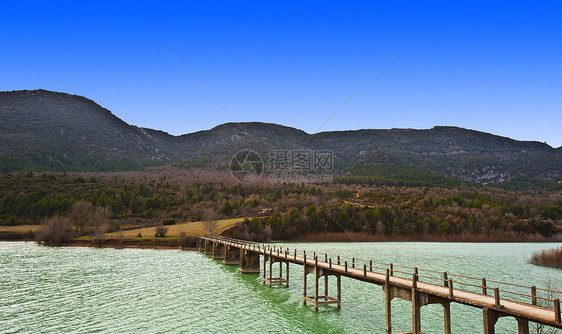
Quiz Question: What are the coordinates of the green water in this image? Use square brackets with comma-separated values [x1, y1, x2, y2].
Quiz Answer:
[0, 242, 560, 333]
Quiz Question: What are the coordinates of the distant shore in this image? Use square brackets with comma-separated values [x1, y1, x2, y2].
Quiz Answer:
[2, 231, 561, 248]
[291, 232, 562, 243]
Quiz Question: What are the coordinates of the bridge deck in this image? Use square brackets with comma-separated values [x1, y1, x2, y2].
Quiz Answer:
[200, 236, 562, 329]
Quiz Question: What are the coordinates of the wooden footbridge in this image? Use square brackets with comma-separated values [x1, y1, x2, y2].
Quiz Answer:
[197, 235, 562, 334]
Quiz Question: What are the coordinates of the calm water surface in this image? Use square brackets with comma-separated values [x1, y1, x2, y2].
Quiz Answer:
[0, 241, 560, 333]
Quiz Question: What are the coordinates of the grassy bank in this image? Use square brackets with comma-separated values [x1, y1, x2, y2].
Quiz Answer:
[116, 218, 241, 237]
[70, 236, 197, 250]
[0, 218, 241, 241]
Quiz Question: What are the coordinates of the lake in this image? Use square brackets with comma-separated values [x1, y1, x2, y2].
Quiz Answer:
[0, 241, 560, 333]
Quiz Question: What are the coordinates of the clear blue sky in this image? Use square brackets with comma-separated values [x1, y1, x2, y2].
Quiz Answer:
[2, 1, 561, 147]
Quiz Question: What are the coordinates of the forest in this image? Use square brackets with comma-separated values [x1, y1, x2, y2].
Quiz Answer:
[0, 166, 560, 241]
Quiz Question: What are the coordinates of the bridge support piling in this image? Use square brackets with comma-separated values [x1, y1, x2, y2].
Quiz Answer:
[223, 245, 240, 265]
[517, 318, 529, 334]
[204, 240, 213, 255]
[262, 253, 289, 287]
[384, 275, 453, 334]
[303, 263, 341, 311]
[443, 301, 451, 334]
[212, 242, 225, 259]
[483, 307, 529, 334]
[195, 237, 560, 332]
[412, 282, 421, 333]
[483, 308, 499, 334]
[384, 269, 392, 334]
[239, 248, 260, 274]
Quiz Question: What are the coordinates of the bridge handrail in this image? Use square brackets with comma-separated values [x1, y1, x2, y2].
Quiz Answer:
[418, 274, 446, 283]
[199, 236, 562, 309]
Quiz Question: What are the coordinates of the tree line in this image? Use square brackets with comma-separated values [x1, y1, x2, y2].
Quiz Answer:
[1, 168, 560, 241]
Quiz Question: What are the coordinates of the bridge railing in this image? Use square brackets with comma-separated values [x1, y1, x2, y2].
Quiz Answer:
[201, 237, 562, 321]
[197, 234, 258, 245]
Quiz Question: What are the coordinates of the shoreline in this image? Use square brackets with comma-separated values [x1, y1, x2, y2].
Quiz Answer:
[2, 234, 561, 249]
[289, 232, 562, 243]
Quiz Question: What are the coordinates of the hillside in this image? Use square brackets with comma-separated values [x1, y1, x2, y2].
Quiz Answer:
[1, 89, 560, 186]
[0, 90, 176, 171]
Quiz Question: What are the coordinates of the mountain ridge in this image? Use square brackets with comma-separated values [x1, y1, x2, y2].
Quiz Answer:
[1, 89, 560, 186]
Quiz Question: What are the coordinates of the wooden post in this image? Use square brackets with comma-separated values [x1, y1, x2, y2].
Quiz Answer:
[412, 273, 420, 334]
[517, 318, 529, 334]
[370, 260, 372, 272]
[269, 254, 273, 287]
[482, 278, 487, 295]
[303, 263, 307, 306]
[483, 308, 498, 334]
[262, 254, 266, 284]
[443, 272, 448, 287]
[286, 262, 289, 287]
[448, 279, 453, 297]
[337, 255, 340, 265]
[443, 302, 451, 334]
[494, 287, 500, 306]
[352, 257, 355, 268]
[329, 258, 332, 269]
[345, 261, 348, 272]
[314, 264, 319, 311]
[555, 299, 561, 323]
[531, 286, 536, 305]
[385, 268, 391, 334]
[390, 263, 394, 276]
[337, 274, 341, 309]
[324, 273, 329, 297]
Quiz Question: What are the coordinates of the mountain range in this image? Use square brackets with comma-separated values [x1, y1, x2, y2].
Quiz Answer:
[1, 89, 560, 187]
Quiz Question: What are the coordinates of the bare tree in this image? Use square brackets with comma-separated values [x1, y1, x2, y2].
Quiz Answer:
[202, 208, 219, 235]
[91, 206, 111, 245]
[155, 225, 168, 237]
[36, 215, 72, 245]
[533, 279, 561, 334]
[68, 201, 93, 236]
[69, 201, 111, 237]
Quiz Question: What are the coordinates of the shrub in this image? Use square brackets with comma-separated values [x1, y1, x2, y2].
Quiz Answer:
[178, 232, 196, 249]
[530, 247, 562, 269]
[36, 215, 73, 245]
[113, 221, 121, 231]
[162, 218, 176, 226]
[155, 225, 168, 237]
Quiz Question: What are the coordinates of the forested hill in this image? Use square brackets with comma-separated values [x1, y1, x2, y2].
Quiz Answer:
[0, 90, 178, 171]
[1, 89, 560, 187]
